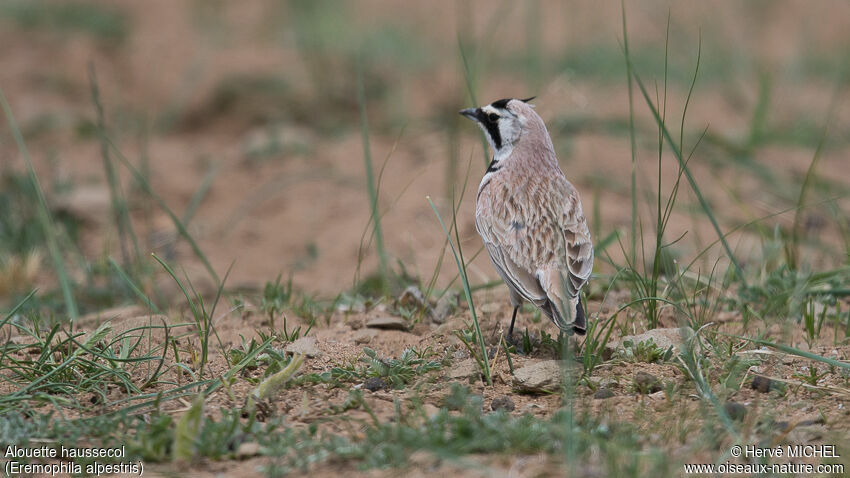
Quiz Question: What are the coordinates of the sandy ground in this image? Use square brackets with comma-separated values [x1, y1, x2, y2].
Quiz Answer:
[12, 295, 841, 476]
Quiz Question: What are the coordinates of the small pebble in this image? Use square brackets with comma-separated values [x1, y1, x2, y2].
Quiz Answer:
[353, 329, 378, 345]
[491, 396, 515, 412]
[751, 376, 772, 393]
[634, 371, 662, 394]
[449, 358, 480, 380]
[398, 286, 426, 309]
[771, 421, 790, 432]
[512, 360, 563, 393]
[363, 377, 388, 392]
[594, 388, 615, 399]
[236, 442, 261, 459]
[346, 316, 365, 330]
[366, 316, 409, 331]
[724, 401, 747, 421]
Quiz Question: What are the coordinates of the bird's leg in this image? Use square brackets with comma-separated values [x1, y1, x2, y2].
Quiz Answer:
[507, 305, 519, 345]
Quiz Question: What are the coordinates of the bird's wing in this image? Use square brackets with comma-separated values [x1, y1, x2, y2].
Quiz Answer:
[537, 179, 593, 329]
[475, 209, 547, 306]
[475, 173, 592, 332]
[561, 182, 593, 296]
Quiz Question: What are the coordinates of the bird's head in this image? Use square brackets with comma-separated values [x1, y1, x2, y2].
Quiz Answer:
[459, 97, 538, 156]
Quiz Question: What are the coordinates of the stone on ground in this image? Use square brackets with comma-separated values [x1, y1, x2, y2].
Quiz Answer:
[512, 360, 563, 393]
[366, 316, 409, 331]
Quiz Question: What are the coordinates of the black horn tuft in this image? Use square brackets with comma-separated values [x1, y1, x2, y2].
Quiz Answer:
[490, 98, 512, 109]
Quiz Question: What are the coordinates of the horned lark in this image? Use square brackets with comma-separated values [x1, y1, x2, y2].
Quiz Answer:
[460, 97, 593, 337]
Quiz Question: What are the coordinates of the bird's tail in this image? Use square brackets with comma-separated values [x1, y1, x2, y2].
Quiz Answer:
[544, 297, 586, 336]
[573, 300, 587, 335]
[539, 268, 587, 335]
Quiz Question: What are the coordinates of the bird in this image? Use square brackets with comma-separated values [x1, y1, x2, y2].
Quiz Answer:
[459, 97, 593, 339]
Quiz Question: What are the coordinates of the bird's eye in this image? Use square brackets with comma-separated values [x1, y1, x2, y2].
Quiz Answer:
[487, 113, 499, 122]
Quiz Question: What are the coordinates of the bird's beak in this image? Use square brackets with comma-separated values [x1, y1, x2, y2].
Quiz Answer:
[459, 108, 479, 121]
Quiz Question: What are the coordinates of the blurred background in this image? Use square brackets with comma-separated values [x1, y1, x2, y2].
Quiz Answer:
[1, 0, 849, 315]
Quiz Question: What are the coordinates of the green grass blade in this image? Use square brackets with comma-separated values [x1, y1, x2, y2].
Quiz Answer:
[788, 132, 827, 268]
[89, 64, 140, 268]
[205, 334, 276, 395]
[103, 135, 220, 285]
[354, 127, 405, 292]
[0, 87, 78, 319]
[0, 289, 37, 328]
[182, 160, 220, 227]
[152, 254, 201, 320]
[109, 257, 161, 313]
[457, 35, 491, 167]
[626, 62, 744, 278]
[427, 196, 491, 385]
[729, 334, 850, 371]
[356, 57, 389, 293]
[787, 57, 846, 267]
[173, 393, 204, 461]
[621, 0, 638, 260]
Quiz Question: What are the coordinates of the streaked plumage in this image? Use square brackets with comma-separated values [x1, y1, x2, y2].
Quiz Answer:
[460, 98, 593, 336]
